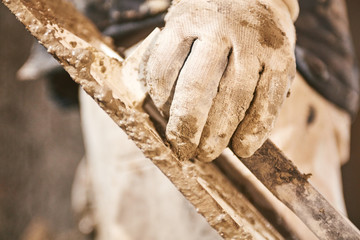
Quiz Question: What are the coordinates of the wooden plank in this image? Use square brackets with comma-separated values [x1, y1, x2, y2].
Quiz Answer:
[1, 0, 283, 239]
[232, 140, 360, 240]
[3, 0, 360, 239]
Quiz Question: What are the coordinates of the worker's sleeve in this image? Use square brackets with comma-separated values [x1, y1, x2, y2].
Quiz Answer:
[295, 0, 359, 118]
[281, 0, 299, 21]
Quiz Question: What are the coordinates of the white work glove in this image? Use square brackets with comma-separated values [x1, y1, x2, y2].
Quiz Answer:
[143, 0, 298, 161]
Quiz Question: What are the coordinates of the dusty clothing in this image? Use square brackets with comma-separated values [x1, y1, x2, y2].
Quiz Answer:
[80, 0, 170, 47]
[295, 0, 359, 117]
[77, 89, 222, 240]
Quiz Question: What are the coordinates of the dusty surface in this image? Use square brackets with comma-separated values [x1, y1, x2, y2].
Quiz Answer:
[235, 140, 360, 239]
[18, 0, 105, 45]
[1, 0, 286, 239]
[1, 0, 360, 238]
[237, 140, 309, 192]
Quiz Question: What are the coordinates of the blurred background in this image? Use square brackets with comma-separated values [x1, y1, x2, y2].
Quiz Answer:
[0, 1, 360, 239]
[340, 0, 360, 231]
[0, 3, 85, 239]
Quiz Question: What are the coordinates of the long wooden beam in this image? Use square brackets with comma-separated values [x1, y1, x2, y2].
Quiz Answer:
[1, 0, 283, 239]
[2, 0, 360, 239]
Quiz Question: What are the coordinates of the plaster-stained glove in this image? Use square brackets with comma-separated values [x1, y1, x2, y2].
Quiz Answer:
[143, 0, 299, 161]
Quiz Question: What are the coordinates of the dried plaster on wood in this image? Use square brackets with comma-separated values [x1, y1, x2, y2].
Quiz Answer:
[2, 0, 283, 239]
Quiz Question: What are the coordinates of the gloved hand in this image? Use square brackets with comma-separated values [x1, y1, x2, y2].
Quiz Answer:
[143, 0, 298, 161]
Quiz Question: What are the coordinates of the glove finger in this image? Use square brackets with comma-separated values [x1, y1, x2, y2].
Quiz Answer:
[145, 28, 195, 116]
[196, 52, 261, 162]
[231, 62, 294, 158]
[166, 39, 231, 160]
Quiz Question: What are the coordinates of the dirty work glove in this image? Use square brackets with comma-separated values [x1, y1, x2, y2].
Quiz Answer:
[144, 0, 299, 161]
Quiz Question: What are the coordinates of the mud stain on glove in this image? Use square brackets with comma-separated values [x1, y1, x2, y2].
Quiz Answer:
[257, 3, 286, 49]
[240, 3, 286, 49]
[167, 115, 199, 160]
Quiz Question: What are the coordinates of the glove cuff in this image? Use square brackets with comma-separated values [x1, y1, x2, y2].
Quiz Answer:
[281, 0, 299, 21]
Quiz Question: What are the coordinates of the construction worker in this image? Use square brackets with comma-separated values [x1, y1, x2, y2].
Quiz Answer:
[18, 0, 359, 239]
